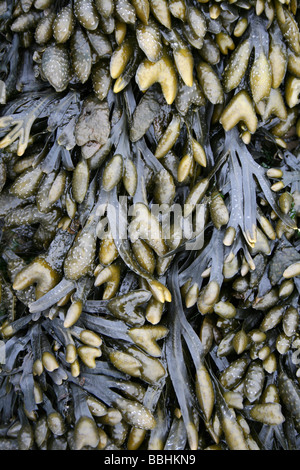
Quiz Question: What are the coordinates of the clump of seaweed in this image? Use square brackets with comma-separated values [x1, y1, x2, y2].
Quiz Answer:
[0, 0, 300, 451]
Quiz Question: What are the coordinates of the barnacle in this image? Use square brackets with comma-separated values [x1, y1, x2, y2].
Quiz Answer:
[0, 0, 300, 453]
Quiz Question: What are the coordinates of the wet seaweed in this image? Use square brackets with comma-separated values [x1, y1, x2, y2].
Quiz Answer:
[0, 0, 300, 451]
